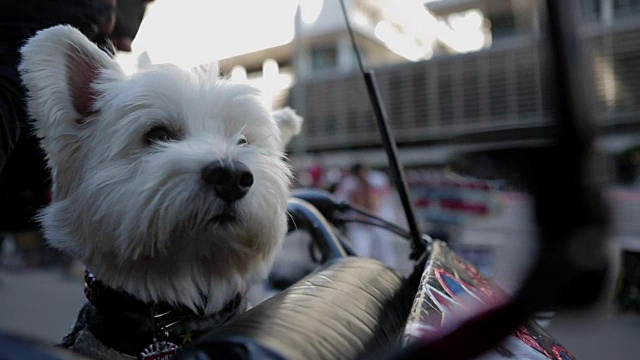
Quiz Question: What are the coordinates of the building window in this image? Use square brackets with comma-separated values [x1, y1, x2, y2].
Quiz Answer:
[412, 69, 427, 126]
[346, 109, 359, 134]
[325, 114, 337, 134]
[388, 75, 404, 123]
[488, 12, 517, 39]
[310, 45, 337, 72]
[614, 0, 640, 17]
[580, 0, 602, 20]
[615, 250, 640, 313]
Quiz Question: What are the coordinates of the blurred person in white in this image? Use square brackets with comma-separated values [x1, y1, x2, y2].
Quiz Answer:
[335, 163, 397, 267]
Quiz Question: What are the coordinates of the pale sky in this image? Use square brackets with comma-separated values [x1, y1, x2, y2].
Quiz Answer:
[116, 0, 300, 73]
[115, 0, 489, 73]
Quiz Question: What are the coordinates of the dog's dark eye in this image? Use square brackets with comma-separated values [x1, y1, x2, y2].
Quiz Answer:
[237, 136, 248, 146]
[145, 126, 174, 145]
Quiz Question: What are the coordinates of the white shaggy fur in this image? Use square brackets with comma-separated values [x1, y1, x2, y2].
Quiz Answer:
[19, 25, 302, 315]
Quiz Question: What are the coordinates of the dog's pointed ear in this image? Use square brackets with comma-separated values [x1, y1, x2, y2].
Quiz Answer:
[19, 25, 125, 200]
[19, 25, 124, 137]
[273, 107, 303, 147]
[137, 51, 153, 70]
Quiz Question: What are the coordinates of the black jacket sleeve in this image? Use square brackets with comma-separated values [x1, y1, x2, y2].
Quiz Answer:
[0, 75, 24, 173]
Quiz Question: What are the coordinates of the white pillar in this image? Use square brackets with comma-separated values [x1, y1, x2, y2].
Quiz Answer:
[602, 0, 614, 27]
[337, 34, 356, 72]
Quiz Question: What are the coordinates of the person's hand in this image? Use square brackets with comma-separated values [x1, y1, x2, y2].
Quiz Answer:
[97, 0, 117, 37]
[110, 0, 155, 52]
[88, 0, 153, 53]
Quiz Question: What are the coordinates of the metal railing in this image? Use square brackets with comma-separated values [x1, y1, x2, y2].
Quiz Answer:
[294, 26, 640, 151]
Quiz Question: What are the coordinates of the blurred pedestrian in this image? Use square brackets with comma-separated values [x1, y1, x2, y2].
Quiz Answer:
[309, 159, 324, 188]
[325, 167, 344, 193]
[335, 163, 397, 267]
[367, 168, 397, 267]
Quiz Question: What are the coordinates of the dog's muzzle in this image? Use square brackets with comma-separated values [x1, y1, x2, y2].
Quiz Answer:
[202, 160, 253, 203]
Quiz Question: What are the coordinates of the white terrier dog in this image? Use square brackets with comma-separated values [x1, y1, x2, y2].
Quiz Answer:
[19, 25, 302, 359]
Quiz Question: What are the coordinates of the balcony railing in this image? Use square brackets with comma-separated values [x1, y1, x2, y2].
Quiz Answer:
[294, 26, 640, 151]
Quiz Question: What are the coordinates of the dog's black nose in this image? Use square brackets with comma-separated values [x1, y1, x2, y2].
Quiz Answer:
[202, 160, 254, 202]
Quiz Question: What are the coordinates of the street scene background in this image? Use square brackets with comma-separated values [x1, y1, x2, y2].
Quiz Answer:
[2, 186, 639, 359]
[3, 1, 640, 359]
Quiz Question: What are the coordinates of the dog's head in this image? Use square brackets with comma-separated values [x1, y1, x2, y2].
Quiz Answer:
[19, 25, 302, 309]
